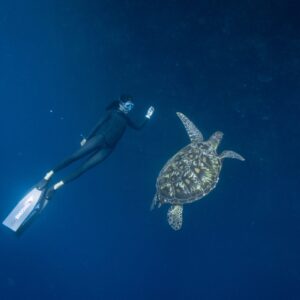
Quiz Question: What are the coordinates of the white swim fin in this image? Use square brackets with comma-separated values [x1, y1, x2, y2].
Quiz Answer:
[3, 187, 46, 232]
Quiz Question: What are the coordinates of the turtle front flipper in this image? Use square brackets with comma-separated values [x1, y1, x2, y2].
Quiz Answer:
[176, 112, 203, 143]
[220, 150, 245, 161]
[167, 205, 183, 230]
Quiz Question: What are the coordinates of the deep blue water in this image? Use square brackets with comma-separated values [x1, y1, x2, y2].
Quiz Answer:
[1, 1, 299, 299]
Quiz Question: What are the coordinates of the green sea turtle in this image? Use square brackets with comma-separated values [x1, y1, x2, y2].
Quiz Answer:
[151, 112, 245, 230]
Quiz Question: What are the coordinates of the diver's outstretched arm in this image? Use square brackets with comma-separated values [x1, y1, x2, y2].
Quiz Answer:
[127, 106, 155, 130]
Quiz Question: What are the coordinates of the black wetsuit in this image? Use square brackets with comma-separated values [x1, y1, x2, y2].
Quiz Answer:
[52, 106, 148, 185]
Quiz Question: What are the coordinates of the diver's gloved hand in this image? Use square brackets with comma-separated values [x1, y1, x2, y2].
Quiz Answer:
[80, 138, 87, 146]
[145, 106, 155, 119]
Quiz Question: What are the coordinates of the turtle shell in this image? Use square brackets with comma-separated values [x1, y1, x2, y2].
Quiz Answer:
[156, 142, 222, 205]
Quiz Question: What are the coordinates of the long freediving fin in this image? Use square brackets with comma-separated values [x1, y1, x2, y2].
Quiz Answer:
[3, 187, 45, 232]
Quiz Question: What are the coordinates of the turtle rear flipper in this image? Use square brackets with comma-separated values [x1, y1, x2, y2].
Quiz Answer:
[167, 205, 183, 230]
[220, 150, 245, 161]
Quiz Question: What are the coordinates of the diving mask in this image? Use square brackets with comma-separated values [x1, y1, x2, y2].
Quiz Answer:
[119, 101, 135, 113]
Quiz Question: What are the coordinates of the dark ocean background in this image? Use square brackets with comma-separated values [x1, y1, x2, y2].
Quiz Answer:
[1, 1, 299, 299]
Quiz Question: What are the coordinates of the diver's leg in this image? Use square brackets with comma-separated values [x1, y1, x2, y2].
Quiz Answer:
[45, 147, 113, 199]
[38, 136, 104, 191]
[63, 147, 113, 183]
[40, 135, 105, 186]
[52, 136, 105, 172]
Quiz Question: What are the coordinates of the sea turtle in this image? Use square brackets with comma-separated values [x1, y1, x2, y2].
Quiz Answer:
[151, 112, 245, 230]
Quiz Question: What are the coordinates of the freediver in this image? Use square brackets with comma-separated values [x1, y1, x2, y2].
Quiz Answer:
[42, 94, 155, 201]
[3, 94, 155, 231]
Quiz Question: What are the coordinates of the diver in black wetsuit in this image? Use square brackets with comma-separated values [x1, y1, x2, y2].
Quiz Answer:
[39, 94, 155, 201]
[2, 94, 155, 233]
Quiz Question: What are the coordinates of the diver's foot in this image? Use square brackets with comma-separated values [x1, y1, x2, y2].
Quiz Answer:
[35, 198, 49, 213]
[44, 170, 54, 181]
[45, 187, 55, 200]
[36, 170, 56, 191]
[36, 179, 49, 191]
[44, 181, 64, 201]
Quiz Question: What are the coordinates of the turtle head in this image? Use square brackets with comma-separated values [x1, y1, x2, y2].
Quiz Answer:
[207, 131, 223, 151]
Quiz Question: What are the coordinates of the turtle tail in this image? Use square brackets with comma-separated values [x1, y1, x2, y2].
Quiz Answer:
[150, 194, 159, 210]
